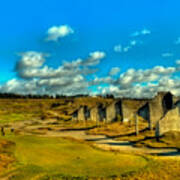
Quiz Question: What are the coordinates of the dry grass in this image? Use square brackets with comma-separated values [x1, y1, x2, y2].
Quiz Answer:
[123, 158, 180, 180]
[135, 131, 180, 149]
[0, 97, 112, 125]
[0, 139, 15, 173]
[87, 120, 149, 138]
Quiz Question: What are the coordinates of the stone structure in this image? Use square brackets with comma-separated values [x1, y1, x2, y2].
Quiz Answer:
[77, 106, 90, 121]
[147, 92, 173, 129]
[71, 91, 180, 136]
[90, 104, 106, 123]
[90, 106, 100, 122]
[121, 99, 147, 123]
[156, 106, 180, 136]
[106, 101, 122, 123]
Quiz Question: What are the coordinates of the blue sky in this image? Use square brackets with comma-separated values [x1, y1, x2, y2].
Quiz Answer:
[1, 0, 180, 97]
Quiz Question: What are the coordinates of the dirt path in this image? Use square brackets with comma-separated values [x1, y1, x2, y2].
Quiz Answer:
[43, 130, 180, 157]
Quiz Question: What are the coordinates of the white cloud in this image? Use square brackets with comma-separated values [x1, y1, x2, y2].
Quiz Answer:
[2, 50, 107, 96]
[16, 51, 48, 70]
[82, 51, 106, 66]
[90, 51, 106, 60]
[2, 48, 180, 98]
[109, 67, 120, 76]
[45, 25, 74, 42]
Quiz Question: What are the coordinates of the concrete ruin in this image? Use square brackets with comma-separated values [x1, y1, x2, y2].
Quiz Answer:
[148, 92, 173, 129]
[90, 104, 106, 123]
[106, 101, 122, 123]
[121, 99, 147, 123]
[71, 91, 180, 136]
[77, 106, 90, 122]
[156, 106, 180, 136]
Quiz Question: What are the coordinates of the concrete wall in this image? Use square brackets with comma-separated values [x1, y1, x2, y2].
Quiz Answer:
[73, 92, 176, 133]
[90, 106, 100, 122]
[138, 103, 149, 121]
[121, 100, 147, 123]
[77, 106, 86, 121]
[106, 102, 118, 123]
[149, 92, 173, 129]
[156, 107, 180, 136]
[173, 96, 180, 105]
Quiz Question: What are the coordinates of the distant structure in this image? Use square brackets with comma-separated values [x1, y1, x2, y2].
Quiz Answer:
[71, 91, 180, 136]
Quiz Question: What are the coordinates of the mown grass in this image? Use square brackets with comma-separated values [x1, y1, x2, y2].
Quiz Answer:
[0, 134, 148, 179]
[1, 134, 180, 180]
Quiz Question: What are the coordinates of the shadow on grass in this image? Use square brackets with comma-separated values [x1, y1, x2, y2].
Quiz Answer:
[153, 151, 180, 156]
[60, 125, 98, 131]
[99, 142, 133, 146]
[86, 137, 109, 142]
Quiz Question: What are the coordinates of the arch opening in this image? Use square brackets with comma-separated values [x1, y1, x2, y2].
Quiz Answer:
[162, 92, 173, 113]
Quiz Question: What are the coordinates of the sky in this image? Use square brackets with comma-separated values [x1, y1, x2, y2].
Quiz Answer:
[1, 0, 180, 98]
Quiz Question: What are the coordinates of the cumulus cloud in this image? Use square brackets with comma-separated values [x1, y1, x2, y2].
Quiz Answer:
[90, 62, 180, 98]
[2, 57, 180, 98]
[1, 50, 106, 96]
[116, 66, 176, 89]
[15, 51, 105, 79]
[15, 51, 48, 70]
[1, 46, 180, 98]
[45, 25, 74, 42]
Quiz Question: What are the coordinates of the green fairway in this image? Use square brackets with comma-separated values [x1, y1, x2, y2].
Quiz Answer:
[0, 134, 148, 179]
